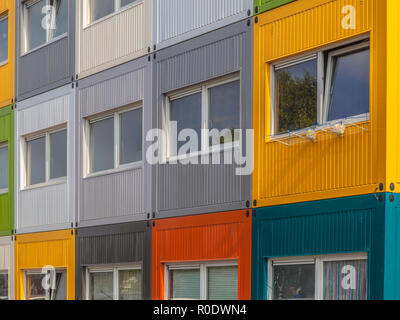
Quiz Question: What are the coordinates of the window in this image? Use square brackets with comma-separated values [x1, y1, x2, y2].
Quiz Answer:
[23, 0, 68, 53]
[89, 0, 139, 23]
[25, 270, 67, 300]
[166, 77, 241, 157]
[268, 254, 368, 300]
[0, 14, 8, 63]
[272, 40, 370, 135]
[86, 266, 142, 300]
[88, 106, 142, 175]
[166, 262, 238, 300]
[0, 272, 8, 300]
[25, 128, 67, 187]
[0, 144, 8, 193]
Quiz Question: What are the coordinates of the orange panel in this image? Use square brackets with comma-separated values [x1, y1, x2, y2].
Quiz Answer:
[152, 210, 252, 300]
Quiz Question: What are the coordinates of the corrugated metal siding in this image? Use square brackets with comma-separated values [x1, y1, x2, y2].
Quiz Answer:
[0, 236, 14, 299]
[16, 0, 75, 101]
[152, 210, 252, 300]
[75, 221, 151, 300]
[0, 242, 10, 270]
[155, 20, 252, 218]
[15, 85, 76, 234]
[251, 194, 386, 300]
[155, 0, 252, 49]
[78, 57, 152, 227]
[253, 0, 386, 207]
[77, 0, 152, 78]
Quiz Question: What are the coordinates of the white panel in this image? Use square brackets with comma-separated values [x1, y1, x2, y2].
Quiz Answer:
[0, 244, 10, 270]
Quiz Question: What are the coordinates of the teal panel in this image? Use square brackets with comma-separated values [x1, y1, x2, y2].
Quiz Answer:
[254, 0, 297, 14]
[252, 194, 386, 300]
[0, 105, 14, 236]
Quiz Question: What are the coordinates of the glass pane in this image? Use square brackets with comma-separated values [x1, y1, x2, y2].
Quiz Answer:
[91, 0, 115, 22]
[119, 270, 142, 300]
[0, 17, 8, 62]
[28, 137, 46, 185]
[208, 266, 238, 300]
[51, 0, 68, 39]
[209, 81, 240, 146]
[0, 273, 8, 300]
[273, 264, 315, 300]
[323, 260, 367, 300]
[169, 269, 200, 300]
[275, 59, 318, 134]
[119, 109, 142, 165]
[0, 146, 8, 190]
[169, 93, 202, 154]
[26, 0, 47, 51]
[327, 49, 370, 121]
[89, 272, 113, 300]
[121, 0, 138, 8]
[50, 130, 67, 179]
[27, 274, 46, 300]
[90, 117, 114, 173]
[50, 272, 67, 300]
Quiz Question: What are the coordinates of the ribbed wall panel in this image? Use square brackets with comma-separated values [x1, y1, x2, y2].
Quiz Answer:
[80, 69, 144, 117]
[0, 244, 10, 270]
[81, 169, 144, 222]
[157, 0, 245, 43]
[19, 183, 68, 229]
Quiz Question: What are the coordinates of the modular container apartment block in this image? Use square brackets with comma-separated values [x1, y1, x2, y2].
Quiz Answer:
[77, 55, 152, 227]
[76, 0, 152, 79]
[0, 236, 14, 300]
[15, 85, 76, 234]
[15, 229, 75, 300]
[251, 193, 400, 300]
[154, 19, 253, 218]
[16, 0, 75, 101]
[152, 210, 252, 300]
[154, 0, 253, 50]
[0, 0, 15, 108]
[252, 0, 389, 208]
[75, 221, 151, 300]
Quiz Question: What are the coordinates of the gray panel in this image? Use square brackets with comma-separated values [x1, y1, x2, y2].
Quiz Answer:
[75, 221, 151, 300]
[154, 20, 253, 218]
[77, 56, 152, 227]
[16, 0, 75, 101]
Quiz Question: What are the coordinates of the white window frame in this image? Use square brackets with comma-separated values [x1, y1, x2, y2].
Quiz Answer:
[84, 0, 142, 27]
[85, 264, 142, 300]
[164, 260, 238, 300]
[85, 104, 143, 178]
[270, 37, 370, 137]
[0, 13, 8, 66]
[0, 142, 8, 195]
[267, 253, 368, 300]
[22, 0, 68, 55]
[23, 125, 67, 189]
[24, 268, 67, 300]
[0, 270, 8, 300]
[165, 74, 241, 161]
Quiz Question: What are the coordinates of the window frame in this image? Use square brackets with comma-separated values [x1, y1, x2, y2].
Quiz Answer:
[85, 103, 143, 178]
[0, 13, 8, 66]
[85, 264, 142, 300]
[269, 37, 370, 138]
[165, 74, 242, 161]
[22, 0, 68, 55]
[164, 260, 238, 300]
[267, 253, 368, 300]
[0, 142, 8, 195]
[24, 125, 68, 189]
[0, 270, 8, 300]
[24, 268, 67, 300]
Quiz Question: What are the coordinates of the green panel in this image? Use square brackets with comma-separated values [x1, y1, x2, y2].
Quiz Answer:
[0, 105, 14, 236]
[252, 194, 385, 300]
[254, 0, 297, 14]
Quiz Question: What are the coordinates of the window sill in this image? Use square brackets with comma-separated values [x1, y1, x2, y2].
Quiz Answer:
[22, 178, 67, 192]
[0, 59, 8, 67]
[21, 33, 68, 57]
[0, 188, 8, 195]
[84, 161, 142, 180]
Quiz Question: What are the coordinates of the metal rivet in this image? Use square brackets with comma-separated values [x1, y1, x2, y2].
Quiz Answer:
[253, 200, 257, 207]
[152, 221, 156, 227]
[153, 212, 156, 219]
[147, 47, 150, 53]
[147, 213, 150, 219]
[246, 211, 249, 217]
[390, 183, 395, 191]
[390, 194, 395, 202]
[154, 45, 156, 51]
[255, 17, 258, 23]
[255, 6, 258, 13]
[246, 200, 250, 208]
[247, 19, 251, 27]
[153, 53, 156, 59]
[253, 210, 257, 217]
[379, 183, 384, 191]
[247, 9, 251, 16]
[148, 55, 151, 62]
[379, 194, 383, 202]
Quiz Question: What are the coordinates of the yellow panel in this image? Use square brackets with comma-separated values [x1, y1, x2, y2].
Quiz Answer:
[253, 0, 387, 207]
[0, 0, 15, 108]
[15, 230, 75, 300]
